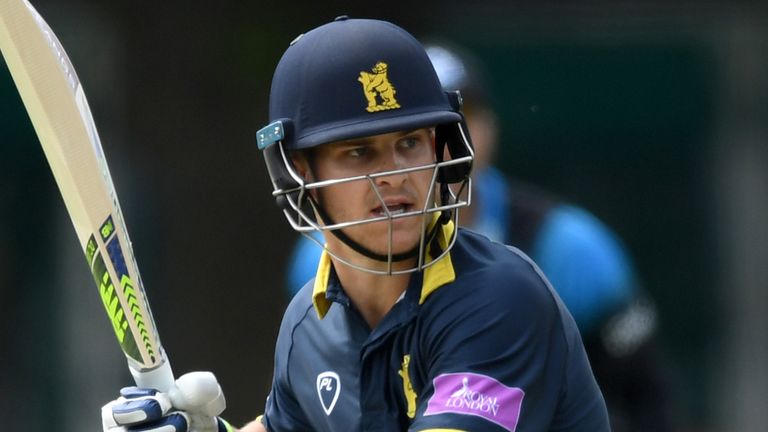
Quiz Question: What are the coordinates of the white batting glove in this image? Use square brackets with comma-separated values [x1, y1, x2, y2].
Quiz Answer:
[102, 371, 234, 432]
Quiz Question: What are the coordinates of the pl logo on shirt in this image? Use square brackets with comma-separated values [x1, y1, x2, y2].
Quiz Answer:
[425, 372, 525, 432]
[316, 371, 341, 415]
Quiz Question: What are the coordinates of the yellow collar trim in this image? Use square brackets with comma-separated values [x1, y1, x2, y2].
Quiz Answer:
[312, 247, 334, 319]
[312, 219, 457, 319]
[419, 219, 456, 305]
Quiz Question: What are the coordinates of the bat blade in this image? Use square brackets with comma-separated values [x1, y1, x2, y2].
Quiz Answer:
[0, 0, 174, 391]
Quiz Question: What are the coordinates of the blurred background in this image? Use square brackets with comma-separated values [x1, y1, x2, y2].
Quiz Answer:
[1, 1, 766, 431]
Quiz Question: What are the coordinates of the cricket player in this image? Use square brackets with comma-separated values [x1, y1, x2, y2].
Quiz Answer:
[102, 17, 610, 431]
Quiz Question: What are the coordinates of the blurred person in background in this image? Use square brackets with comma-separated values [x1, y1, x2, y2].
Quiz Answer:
[285, 41, 676, 432]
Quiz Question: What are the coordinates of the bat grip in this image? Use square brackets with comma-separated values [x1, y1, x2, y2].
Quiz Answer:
[129, 354, 175, 392]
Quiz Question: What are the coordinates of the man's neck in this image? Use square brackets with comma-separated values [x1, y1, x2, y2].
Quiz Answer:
[332, 258, 412, 329]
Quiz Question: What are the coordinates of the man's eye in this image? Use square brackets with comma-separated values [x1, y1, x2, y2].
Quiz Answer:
[399, 137, 419, 149]
[348, 147, 368, 157]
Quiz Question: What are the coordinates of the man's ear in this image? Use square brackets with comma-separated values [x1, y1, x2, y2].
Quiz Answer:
[290, 152, 310, 180]
[290, 151, 321, 203]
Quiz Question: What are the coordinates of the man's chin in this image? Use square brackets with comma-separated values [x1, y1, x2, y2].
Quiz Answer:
[370, 239, 422, 259]
[339, 223, 425, 258]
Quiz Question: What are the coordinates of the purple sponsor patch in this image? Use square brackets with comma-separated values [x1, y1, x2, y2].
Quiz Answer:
[424, 372, 524, 432]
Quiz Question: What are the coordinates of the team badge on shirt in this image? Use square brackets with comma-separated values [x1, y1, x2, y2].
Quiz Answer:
[316, 371, 341, 415]
[399, 354, 417, 418]
[425, 372, 525, 432]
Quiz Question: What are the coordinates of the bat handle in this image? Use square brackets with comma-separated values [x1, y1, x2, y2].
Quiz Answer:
[129, 351, 175, 392]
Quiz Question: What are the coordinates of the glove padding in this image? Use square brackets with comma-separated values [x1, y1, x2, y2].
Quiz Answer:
[102, 371, 230, 432]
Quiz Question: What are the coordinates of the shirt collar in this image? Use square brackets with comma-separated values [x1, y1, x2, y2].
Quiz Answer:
[312, 218, 457, 319]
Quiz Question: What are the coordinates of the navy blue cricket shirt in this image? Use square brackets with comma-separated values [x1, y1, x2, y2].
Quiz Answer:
[262, 223, 609, 431]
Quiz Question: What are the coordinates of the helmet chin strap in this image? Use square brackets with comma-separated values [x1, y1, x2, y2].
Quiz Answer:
[311, 195, 450, 265]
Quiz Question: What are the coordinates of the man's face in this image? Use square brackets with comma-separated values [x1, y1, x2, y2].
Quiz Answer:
[297, 128, 437, 264]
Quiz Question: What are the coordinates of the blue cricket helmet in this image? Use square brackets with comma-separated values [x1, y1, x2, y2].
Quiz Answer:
[264, 16, 463, 150]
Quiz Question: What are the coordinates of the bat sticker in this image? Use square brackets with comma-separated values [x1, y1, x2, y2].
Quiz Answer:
[90, 236, 142, 362]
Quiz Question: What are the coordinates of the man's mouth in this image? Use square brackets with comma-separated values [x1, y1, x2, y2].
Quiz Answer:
[372, 203, 412, 217]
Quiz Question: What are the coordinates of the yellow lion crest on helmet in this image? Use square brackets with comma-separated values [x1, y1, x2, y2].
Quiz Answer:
[358, 62, 401, 112]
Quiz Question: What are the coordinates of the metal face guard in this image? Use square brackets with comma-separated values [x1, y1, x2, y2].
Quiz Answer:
[271, 140, 473, 275]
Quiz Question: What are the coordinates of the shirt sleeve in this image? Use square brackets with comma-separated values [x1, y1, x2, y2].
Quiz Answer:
[262, 300, 314, 432]
[408, 253, 609, 432]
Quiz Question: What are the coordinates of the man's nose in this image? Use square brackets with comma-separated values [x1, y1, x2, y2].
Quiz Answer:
[373, 151, 408, 187]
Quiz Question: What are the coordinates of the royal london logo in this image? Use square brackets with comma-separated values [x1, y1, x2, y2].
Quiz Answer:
[358, 61, 400, 112]
[425, 372, 525, 432]
[447, 377, 500, 415]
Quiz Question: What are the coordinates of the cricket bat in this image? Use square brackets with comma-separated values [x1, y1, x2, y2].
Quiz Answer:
[0, 0, 175, 392]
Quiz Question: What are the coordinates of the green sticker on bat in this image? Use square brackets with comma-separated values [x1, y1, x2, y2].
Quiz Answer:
[86, 236, 98, 264]
[89, 243, 142, 363]
[119, 272, 156, 363]
[100, 216, 115, 241]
